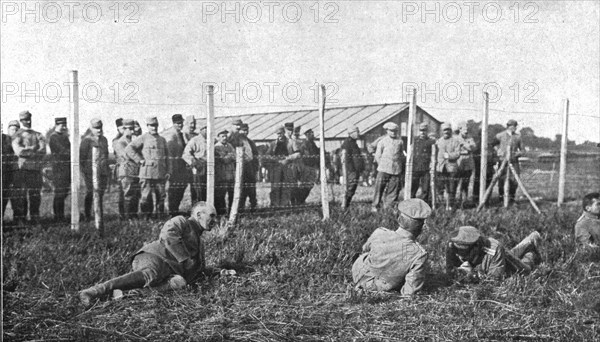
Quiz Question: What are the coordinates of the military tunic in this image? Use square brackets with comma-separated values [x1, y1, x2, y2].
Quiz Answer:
[126, 132, 169, 216]
[114, 135, 140, 218]
[11, 127, 46, 220]
[353, 227, 428, 296]
[493, 130, 523, 202]
[574, 212, 600, 247]
[1, 134, 17, 218]
[411, 136, 435, 202]
[48, 130, 71, 219]
[182, 133, 208, 203]
[372, 136, 405, 210]
[80, 134, 110, 218]
[163, 127, 192, 214]
[341, 137, 364, 206]
[436, 136, 461, 209]
[134, 216, 206, 284]
[265, 136, 301, 207]
[214, 141, 236, 215]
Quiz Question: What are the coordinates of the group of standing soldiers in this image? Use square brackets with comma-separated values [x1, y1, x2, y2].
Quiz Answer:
[264, 122, 322, 208]
[340, 119, 523, 211]
[1, 111, 265, 224]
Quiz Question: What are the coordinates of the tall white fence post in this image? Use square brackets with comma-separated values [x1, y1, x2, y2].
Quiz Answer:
[404, 88, 417, 199]
[557, 98, 569, 206]
[479, 92, 489, 206]
[69, 70, 80, 232]
[319, 84, 330, 220]
[206, 85, 215, 207]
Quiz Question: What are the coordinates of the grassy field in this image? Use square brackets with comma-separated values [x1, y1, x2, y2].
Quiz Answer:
[3, 200, 600, 341]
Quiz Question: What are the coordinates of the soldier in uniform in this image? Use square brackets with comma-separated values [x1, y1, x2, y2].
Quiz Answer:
[265, 126, 301, 207]
[352, 199, 432, 296]
[341, 125, 365, 208]
[183, 122, 208, 203]
[297, 128, 320, 204]
[2, 120, 20, 221]
[436, 123, 461, 210]
[48, 117, 71, 222]
[80, 119, 110, 221]
[79, 202, 218, 307]
[446, 226, 542, 281]
[113, 118, 125, 219]
[214, 130, 236, 215]
[492, 119, 523, 204]
[114, 119, 140, 219]
[284, 122, 303, 205]
[126, 116, 170, 219]
[11, 111, 46, 223]
[237, 123, 259, 212]
[455, 121, 476, 206]
[163, 114, 192, 216]
[372, 122, 405, 213]
[574, 192, 600, 248]
[411, 123, 435, 204]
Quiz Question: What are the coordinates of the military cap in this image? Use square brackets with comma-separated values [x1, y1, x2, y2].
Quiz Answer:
[304, 128, 314, 135]
[383, 122, 399, 131]
[90, 118, 103, 128]
[419, 123, 429, 131]
[275, 126, 285, 134]
[186, 115, 195, 123]
[19, 110, 32, 120]
[450, 226, 481, 248]
[284, 122, 294, 130]
[506, 119, 518, 127]
[347, 125, 359, 134]
[197, 120, 207, 129]
[232, 119, 243, 126]
[146, 116, 159, 125]
[240, 123, 249, 130]
[217, 129, 229, 136]
[122, 119, 135, 129]
[294, 126, 302, 133]
[8, 120, 20, 128]
[55, 117, 67, 125]
[441, 122, 452, 131]
[397, 199, 432, 220]
[456, 121, 467, 130]
[172, 114, 184, 123]
[115, 118, 123, 127]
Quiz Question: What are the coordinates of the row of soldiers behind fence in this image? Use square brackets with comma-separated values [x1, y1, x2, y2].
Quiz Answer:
[1, 111, 326, 223]
[2, 110, 521, 223]
[340, 119, 523, 211]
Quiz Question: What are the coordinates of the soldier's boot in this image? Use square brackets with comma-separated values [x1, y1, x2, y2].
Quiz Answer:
[79, 271, 146, 307]
[511, 231, 542, 263]
[150, 275, 187, 292]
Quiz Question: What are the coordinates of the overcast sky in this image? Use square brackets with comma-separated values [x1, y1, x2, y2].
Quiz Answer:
[2, 0, 599, 143]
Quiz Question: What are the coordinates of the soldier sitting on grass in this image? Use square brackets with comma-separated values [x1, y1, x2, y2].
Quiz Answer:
[352, 199, 432, 297]
[79, 202, 217, 307]
[446, 226, 542, 282]
[574, 192, 600, 248]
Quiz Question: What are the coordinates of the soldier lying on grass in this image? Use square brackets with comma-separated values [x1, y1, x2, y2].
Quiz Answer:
[79, 202, 217, 307]
[574, 192, 600, 248]
[352, 198, 432, 297]
[446, 226, 542, 282]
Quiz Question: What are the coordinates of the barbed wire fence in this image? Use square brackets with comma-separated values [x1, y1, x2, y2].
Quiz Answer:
[2, 74, 600, 233]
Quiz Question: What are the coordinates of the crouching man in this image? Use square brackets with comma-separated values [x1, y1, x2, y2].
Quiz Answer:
[352, 198, 432, 297]
[574, 192, 600, 248]
[79, 201, 217, 307]
[446, 226, 542, 281]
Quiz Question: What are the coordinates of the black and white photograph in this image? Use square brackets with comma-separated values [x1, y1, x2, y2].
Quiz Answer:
[2, 1, 600, 340]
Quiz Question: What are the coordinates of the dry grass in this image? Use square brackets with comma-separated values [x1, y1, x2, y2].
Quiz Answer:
[3, 200, 600, 341]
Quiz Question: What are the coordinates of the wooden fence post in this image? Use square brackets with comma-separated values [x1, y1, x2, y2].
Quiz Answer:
[69, 70, 80, 232]
[92, 146, 104, 237]
[341, 149, 348, 208]
[318, 84, 330, 219]
[404, 88, 417, 199]
[430, 143, 437, 209]
[228, 147, 244, 226]
[504, 144, 511, 208]
[206, 85, 215, 207]
[479, 92, 489, 206]
[557, 99, 569, 206]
